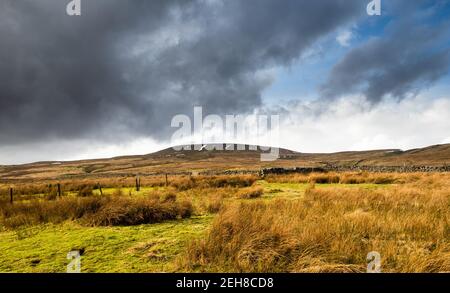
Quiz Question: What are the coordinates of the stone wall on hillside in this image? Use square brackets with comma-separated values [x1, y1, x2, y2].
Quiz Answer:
[261, 165, 450, 175]
[199, 165, 450, 176]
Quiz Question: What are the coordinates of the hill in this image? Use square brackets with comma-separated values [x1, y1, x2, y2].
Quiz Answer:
[1, 143, 449, 181]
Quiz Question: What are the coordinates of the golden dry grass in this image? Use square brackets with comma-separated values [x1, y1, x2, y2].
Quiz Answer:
[0, 195, 193, 228]
[236, 186, 264, 199]
[0, 175, 256, 229]
[264, 171, 425, 184]
[179, 173, 450, 272]
[1, 172, 448, 272]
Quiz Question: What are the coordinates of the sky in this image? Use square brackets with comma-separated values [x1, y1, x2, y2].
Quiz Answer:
[0, 0, 450, 164]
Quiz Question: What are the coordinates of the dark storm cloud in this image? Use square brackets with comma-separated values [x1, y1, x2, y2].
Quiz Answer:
[0, 0, 364, 146]
[320, 1, 450, 103]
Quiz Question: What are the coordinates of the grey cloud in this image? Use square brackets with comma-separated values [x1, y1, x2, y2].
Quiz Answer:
[320, 1, 450, 103]
[0, 0, 363, 147]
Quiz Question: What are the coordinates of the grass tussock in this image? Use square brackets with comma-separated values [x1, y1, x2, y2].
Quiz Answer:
[236, 187, 264, 199]
[191, 188, 239, 214]
[0, 196, 192, 229]
[205, 195, 224, 214]
[179, 176, 450, 273]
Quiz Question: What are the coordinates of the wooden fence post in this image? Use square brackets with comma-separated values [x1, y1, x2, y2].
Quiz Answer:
[136, 176, 140, 192]
[9, 187, 13, 204]
[98, 183, 103, 196]
[165, 173, 168, 187]
[57, 183, 62, 198]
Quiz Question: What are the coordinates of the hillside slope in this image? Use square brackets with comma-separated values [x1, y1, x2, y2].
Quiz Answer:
[1, 144, 449, 180]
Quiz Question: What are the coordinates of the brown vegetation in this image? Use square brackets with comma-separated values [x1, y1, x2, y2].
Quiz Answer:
[265, 171, 425, 185]
[236, 187, 264, 199]
[169, 175, 257, 190]
[0, 195, 192, 228]
[1, 171, 449, 273]
[179, 174, 450, 272]
[1, 144, 449, 181]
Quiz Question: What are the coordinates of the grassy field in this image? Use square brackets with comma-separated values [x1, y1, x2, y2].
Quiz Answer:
[0, 173, 448, 272]
[0, 217, 212, 273]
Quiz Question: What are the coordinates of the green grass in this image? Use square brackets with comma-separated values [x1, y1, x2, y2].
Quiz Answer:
[0, 216, 212, 273]
[258, 181, 389, 199]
